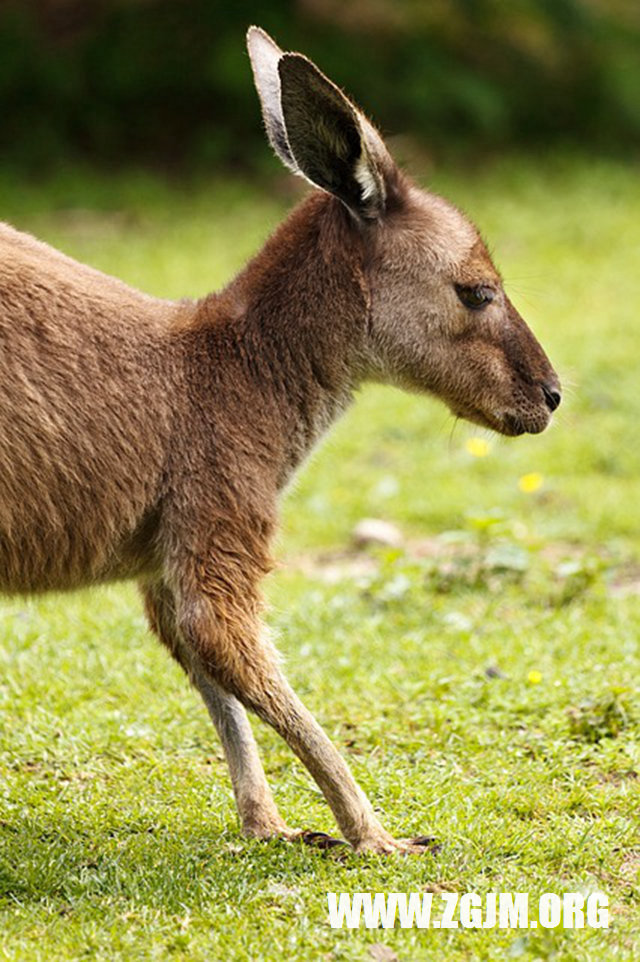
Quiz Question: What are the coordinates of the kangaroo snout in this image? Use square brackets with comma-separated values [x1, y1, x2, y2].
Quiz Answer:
[500, 371, 562, 438]
[496, 303, 561, 436]
[542, 380, 562, 412]
[500, 374, 561, 438]
[445, 327, 561, 439]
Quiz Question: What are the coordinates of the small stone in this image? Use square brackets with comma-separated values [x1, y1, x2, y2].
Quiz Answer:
[369, 946, 400, 962]
[352, 518, 403, 549]
[485, 664, 507, 679]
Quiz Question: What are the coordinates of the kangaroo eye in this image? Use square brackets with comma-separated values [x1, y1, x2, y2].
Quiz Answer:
[455, 284, 496, 311]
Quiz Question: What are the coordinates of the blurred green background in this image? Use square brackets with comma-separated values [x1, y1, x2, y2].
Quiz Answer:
[1, 0, 639, 171]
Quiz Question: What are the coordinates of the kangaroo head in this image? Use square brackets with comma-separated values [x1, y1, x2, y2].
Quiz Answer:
[247, 27, 561, 436]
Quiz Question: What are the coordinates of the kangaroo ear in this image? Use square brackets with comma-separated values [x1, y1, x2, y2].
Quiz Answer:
[278, 54, 395, 220]
[247, 27, 395, 220]
[247, 26, 299, 173]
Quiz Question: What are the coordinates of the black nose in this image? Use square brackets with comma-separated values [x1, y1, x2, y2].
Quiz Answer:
[542, 382, 562, 412]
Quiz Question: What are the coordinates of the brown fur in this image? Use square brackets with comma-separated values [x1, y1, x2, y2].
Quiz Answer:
[0, 29, 561, 854]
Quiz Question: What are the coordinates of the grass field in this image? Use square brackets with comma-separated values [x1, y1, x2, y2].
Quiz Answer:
[0, 155, 638, 960]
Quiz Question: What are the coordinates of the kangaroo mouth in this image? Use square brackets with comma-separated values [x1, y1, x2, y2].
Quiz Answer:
[501, 410, 551, 437]
[455, 404, 551, 438]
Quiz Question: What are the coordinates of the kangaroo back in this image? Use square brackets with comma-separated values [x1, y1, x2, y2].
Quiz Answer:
[0, 223, 179, 591]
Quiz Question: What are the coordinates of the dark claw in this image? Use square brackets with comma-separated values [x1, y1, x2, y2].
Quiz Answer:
[300, 830, 347, 850]
[410, 835, 441, 854]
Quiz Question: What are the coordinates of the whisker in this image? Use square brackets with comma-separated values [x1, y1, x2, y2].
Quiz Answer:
[447, 416, 460, 454]
[555, 366, 579, 399]
[505, 281, 545, 297]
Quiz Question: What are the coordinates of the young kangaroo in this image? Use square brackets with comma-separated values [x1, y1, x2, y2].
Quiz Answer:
[0, 27, 561, 854]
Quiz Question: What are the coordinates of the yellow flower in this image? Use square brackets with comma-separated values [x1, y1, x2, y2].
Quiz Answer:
[465, 437, 490, 458]
[518, 472, 544, 493]
[527, 670, 543, 684]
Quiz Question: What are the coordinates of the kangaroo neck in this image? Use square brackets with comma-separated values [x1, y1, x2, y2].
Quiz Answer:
[196, 192, 371, 487]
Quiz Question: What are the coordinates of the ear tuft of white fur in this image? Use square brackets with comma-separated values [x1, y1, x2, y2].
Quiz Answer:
[354, 114, 392, 216]
[355, 150, 380, 204]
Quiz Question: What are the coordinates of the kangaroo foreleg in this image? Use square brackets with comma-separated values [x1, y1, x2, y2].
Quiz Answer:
[173, 568, 429, 853]
[142, 580, 290, 839]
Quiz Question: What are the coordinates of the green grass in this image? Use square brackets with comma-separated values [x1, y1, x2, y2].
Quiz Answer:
[0, 155, 639, 960]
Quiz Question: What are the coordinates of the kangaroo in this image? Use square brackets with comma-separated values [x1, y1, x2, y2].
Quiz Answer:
[0, 27, 561, 854]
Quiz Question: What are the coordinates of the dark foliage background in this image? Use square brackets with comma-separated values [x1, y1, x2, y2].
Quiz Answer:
[1, 0, 639, 170]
